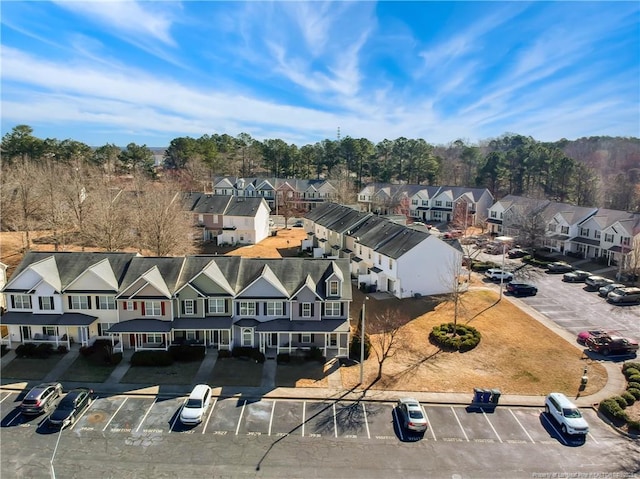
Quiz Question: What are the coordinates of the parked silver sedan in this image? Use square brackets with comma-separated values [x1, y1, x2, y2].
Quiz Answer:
[396, 398, 428, 432]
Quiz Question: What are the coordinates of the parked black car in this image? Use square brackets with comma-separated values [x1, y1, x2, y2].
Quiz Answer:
[506, 282, 538, 296]
[507, 249, 528, 259]
[49, 388, 93, 428]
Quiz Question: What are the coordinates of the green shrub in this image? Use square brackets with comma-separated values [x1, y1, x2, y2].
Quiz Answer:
[471, 261, 499, 272]
[16, 342, 37, 358]
[599, 398, 629, 422]
[252, 350, 266, 363]
[349, 335, 371, 361]
[217, 349, 232, 358]
[309, 347, 325, 363]
[623, 362, 640, 372]
[628, 374, 640, 383]
[56, 345, 68, 354]
[626, 388, 640, 400]
[612, 395, 628, 409]
[628, 420, 640, 432]
[0, 345, 9, 357]
[621, 391, 636, 406]
[277, 353, 291, 364]
[627, 382, 640, 392]
[429, 323, 481, 352]
[130, 350, 174, 367]
[623, 368, 640, 379]
[232, 346, 261, 359]
[35, 343, 53, 358]
[169, 344, 205, 362]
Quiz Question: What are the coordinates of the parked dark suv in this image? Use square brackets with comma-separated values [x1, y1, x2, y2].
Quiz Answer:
[506, 282, 538, 296]
[20, 382, 63, 416]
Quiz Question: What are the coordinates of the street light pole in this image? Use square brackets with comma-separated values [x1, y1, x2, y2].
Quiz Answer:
[359, 297, 368, 385]
[496, 236, 513, 300]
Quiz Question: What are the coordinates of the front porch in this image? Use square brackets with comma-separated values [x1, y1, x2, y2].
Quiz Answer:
[0, 312, 97, 349]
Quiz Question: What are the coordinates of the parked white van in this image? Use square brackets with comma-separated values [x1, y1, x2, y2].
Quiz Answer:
[180, 384, 212, 425]
[544, 392, 589, 435]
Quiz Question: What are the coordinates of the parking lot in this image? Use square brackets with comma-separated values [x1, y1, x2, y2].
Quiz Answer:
[0, 390, 625, 447]
[479, 252, 640, 343]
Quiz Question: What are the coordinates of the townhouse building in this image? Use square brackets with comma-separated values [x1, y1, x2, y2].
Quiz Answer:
[303, 203, 463, 299]
[1, 253, 352, 358]
[184, 193, 271, 245]
[211, 177, 339, 213]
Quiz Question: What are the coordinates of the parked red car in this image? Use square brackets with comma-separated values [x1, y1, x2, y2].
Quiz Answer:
[585, 336, 639, 356]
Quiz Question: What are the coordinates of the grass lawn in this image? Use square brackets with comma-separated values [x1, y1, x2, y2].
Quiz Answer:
[1, 354, 65, 380]
[120, 360, 202, 385]
[208, 357, 263, 387]
[59, 355, 119, 383]
[276, 360, 327, 388]
[342, 288, 609, 396]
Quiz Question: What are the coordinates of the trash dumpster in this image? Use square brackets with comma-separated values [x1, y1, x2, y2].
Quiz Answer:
[473, 388, 484, 403]
[481, 389, 492, 403]
[490, 389, 501, 404]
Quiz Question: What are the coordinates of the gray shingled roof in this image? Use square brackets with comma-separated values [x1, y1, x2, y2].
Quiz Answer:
[375, 228, 431, 259]
[119, 257, 186, 294]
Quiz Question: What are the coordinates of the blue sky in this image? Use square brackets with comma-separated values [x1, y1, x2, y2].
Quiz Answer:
[1, 1, 639, 147]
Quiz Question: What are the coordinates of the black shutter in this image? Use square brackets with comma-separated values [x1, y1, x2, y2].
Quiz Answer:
[311, 334, 315, 342]
[298, 334, 302, 342]
[96, 297, 101, 310]
[10, 296, 15, 308]
[236, 303, 240, 315]
[263, 303, 267, 315]
[87, 296, 92, 309]
[299, 304, 302, 316]
[194, 301, 197, 314]
[38, 297, 43, 309]
[283, 302, 286, 315]
[311, 304, 315, 316]
[68, 296, 72, 309]
[181, 301, 185, 314]
[340, 303, 344, 316]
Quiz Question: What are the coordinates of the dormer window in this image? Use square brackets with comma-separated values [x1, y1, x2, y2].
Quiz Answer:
[329, 280, 339, 296]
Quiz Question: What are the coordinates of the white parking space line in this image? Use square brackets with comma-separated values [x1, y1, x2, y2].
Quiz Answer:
[235, 400, 246, 436]
[508, 409, 535, 443]
[423, 409, 436, 441]
[362, 402, 371, 439]
[481, 408, 502, 443]
[392, 408, 405, 441]
[0, 392, 13, 404]
[302, 401, 306, 437]
[135, 398, 157, 433]
[588, 431, 599, 444]
[450, 407, 469, 442]
[6, 410, 22, 427]
[102, 397, 127, 432]
[332, 403, 337, 438]
[69, 399, 94, 431]
[37, 415, 49, 428]
[202, 398, 216, 434]
[169, 398, 187, 434]
[268, 400, 275, 437]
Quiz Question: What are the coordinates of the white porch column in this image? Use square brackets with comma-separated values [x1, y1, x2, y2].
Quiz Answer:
[324, 333, 327, 357]
[66, 327, 70, 350]
[289, 333, 292, 354]
[164, 333, 169, 351]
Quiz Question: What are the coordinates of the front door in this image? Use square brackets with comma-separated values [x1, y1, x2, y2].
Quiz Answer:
[267, 333, 278, 347]
[21, 326, 30, 341]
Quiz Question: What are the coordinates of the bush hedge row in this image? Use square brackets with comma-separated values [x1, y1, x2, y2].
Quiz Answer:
[277, 347, 325, 364]
[15, 342, 67, 358]
[79, 339, 121, 366]
[599, 363, 640, 434]
[429, 323, 481, 352]
[231, 347, 265, 363]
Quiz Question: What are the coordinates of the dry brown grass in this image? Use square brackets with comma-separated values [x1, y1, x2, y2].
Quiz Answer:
[342, 289, 608, 396]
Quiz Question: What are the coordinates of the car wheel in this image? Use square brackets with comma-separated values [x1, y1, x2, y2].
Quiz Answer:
[602, 349, 610, 356]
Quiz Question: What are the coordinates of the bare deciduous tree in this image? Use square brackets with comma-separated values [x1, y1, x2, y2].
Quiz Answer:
[132, 177, 198, 256]
[368, 308, 407, 380]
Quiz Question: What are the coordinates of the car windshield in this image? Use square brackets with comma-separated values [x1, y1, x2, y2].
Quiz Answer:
[563, 408, 582, 418]
[186, 399, 202, 408]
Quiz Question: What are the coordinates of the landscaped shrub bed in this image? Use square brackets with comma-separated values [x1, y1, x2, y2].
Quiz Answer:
[470, 261, 499, 272]
[231, 347, 265, 363]
[217, 349, 232, 358]
[130, 350, 174, 367]
[599, 362, 640, 434]
[169, 344, 205, 362]
[79, 339, 122, 365]
[1, 345, 9, 357]
[430, 323, 481, 352]
[277, 353, 291, 364]
[15, 342, 66, 358]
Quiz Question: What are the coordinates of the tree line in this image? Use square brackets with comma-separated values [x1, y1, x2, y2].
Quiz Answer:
[2, 124, 639, 222]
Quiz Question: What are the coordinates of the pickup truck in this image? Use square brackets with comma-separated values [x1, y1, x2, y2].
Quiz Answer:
[585, 336, 639, 356]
